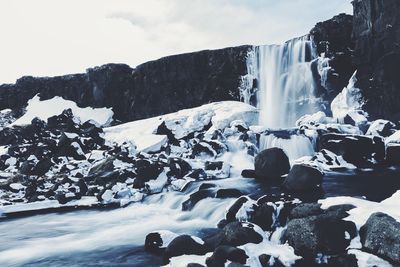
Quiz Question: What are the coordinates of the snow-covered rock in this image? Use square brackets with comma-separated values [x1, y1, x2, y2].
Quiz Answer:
[12, 95, 114, 127]
[295, 149, 356, 172]
[331, 71, 365, 121]
[104, 101, 257, 153]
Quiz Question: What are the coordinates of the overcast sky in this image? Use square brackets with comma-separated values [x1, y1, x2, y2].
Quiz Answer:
[0, 0, 352, 84]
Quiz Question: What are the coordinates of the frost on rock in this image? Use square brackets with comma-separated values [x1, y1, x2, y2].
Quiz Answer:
[319, 190, 400, 228]
[12, 95, 114, 127]
[295, 149, 356, 172]
[331, 71, 365, 121]
[104, 101, 257, 153]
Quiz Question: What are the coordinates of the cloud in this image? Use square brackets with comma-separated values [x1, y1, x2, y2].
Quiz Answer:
[0, 0, 352, 84]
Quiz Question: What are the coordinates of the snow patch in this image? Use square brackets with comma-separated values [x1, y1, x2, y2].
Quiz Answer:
[12, 95, 113, 127]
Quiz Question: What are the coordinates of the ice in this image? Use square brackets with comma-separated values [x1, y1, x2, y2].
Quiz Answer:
[11, 95, 114, 126]
[331, 71, 365, 121]
[319, 190, 400, 228]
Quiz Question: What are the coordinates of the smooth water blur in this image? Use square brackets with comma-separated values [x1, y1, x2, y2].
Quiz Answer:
[256, 37, 319, 128]
[0, 169, 399, 266]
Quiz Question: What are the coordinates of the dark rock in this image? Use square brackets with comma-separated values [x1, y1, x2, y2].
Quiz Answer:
[215, 189, 243, 199]
[328, 254, 358, 267]
[318, 133, 385, 166]
[30, 158, 53, 176]
[283, 165, 323, 192]
[163, 235, 206, 264]
[225, 196, 254, 223]
[310, 14, 355, 102]
[284, 205, 357, 258]
[386, 144, 400, 164]
[182, 189, 215, 211]
[254, 148, 290, 179]
[204, 222, 263, 249]
[168, 157, 192, 178]
[205, 161, 224, 171]
[240, 169, 257, 178]
[359, 212, 400, 264]
[352, 0, 400, 120]
[251, 202, 275, 231]
[205, 246, 248, 267]
[0, 44, 251, 123]
[145, 232, 164, 253]
[289, 203, 323, 219]
[186, 169, 207, 180]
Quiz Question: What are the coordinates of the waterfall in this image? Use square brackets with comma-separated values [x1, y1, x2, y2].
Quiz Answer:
[255, 36, 319, 129]
[259, 133, 314, 163]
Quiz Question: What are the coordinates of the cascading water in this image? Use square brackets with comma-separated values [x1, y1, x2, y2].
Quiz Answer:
[249, 37, 319, 160]
[256, 36, 319, 128]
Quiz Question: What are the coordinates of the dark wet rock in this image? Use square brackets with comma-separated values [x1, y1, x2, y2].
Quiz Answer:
[328, 254, 358, 267]
[145, 232, 164, 253]
[289, 203, 323, 219]
[207, 222, 263, 249]
[240, 169, 257, 178]
[205, 245, 248, 267]
[352, 0, 400, 120]
[215, 189, 243, 199]
[186, 169, 207, 180]
[30, 158, 53, 176]
[182, 188, 215, 211]
[168, 157, 192, 178]
[310, 14, 355, 102]
[205, 161, 224, 171]
[254, 148, 290, 179]
[359, 212, 400, 264]
[318, 133, 385, 166]
[163, 235, 206, 264]
[251, 202, 275, 231]
[283, 165, 323, 192]
[225, 196, 254, 223]
[199, 183, 217, 190]
[284, 204, 357, 258]
[386, 144, 400, 164]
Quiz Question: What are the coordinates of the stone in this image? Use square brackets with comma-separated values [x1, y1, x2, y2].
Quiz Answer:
[283, 165, 323, 192]
[254, 148, 290, 179]
[163, 235, 206, 264]
[359, 212, 400, 264]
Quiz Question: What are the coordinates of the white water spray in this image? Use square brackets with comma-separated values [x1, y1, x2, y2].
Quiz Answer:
[255, 37, 319, 129]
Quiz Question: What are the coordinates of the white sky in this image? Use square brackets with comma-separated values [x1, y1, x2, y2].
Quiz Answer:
[0, 0, 352, 84]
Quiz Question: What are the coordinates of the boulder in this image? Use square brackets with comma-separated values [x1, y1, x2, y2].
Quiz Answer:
[359, 212, 400, 264]
[163, 235, 206, 264]
[318, 133, 385, 166]
[283, 165, 323, 192]
[206, 246, 248, 267]
[284, 204, 357, 258]
[254, 148, 290, 179]
[213, 222, 263, 248]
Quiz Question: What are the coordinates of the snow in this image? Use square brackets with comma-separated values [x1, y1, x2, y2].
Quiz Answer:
[151, 230, 179, 248]
[385, 130, 400, 145]
[0, 197, 98, 216]
[348, 249, 393, 267]
[331, 71, 365, 120]
[11, 95, 114, 127]
[366, 119, 395, 137]
[295, 111, 332, 126]
[9, 183, 24, 191]
[295, 149, 356, 172]
[239, 223, 301, 267]
[104, 101, 257, 153]
[319, 190, 400, 228]
[145, 172, 168, 194]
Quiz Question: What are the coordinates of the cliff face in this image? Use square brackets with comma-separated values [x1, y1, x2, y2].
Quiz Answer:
[352, 0, 400, 120]
[0, 46, 250, 122]
[310, 13, 355, 102]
